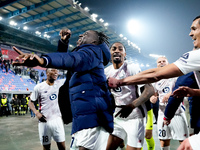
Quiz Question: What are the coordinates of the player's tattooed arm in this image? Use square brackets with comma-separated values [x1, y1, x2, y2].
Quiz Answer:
[115, 84, 154, 118]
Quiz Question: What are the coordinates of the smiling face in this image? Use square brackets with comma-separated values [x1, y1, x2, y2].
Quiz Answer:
[76, 30, 99, 46]
[46, 68, 59, 81]
[189, 18, 200, 49]
[157, 57, 169, 68]
[110, 42, 126, 68]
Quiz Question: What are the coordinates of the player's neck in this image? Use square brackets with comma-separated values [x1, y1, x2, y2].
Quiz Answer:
[46, 79, 55, 86]
[113, 62, 123, 69]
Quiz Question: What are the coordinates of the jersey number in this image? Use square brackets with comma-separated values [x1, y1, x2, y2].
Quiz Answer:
[43, 136, 49, 143]
[159, 129, 166, 137]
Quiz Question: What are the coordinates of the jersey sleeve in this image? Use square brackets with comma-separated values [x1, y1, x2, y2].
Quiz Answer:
[104, 65, 112, 79]
[174, 50, 200, 74]
[164, 72, 196, 119]
[189, 133, 200, 150]
[151, 82, 157, 93]
[58, 78, 66, 87]
[30, 85, 39, 101]
[128, 63, 141, 75]
[128, 63, 145, 94]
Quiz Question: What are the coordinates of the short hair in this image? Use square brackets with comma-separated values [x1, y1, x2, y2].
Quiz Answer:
[193, 16, 200, 24]
[94, 31, 110, 46]
[110, 42, 126, 51]
[46, 68, 50, 73]
[157, 56, 168, 62]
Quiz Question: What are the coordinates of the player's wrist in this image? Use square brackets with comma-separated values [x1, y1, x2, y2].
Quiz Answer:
[35, 111, 39, 115]
[118, 79, 124, 86]
[163, 116, 170, 121]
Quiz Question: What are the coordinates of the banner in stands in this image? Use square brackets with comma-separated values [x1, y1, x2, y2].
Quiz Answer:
[2, 49, 8, 55]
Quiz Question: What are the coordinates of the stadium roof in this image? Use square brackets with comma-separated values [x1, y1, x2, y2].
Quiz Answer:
[0, 0, 154, 67]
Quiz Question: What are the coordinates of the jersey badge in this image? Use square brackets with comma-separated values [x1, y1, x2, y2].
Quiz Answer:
[181, 53, 189, 59]
[113, 87, 122, 92]
[162, 87, 170, 93]
[49, 94, 57, 101]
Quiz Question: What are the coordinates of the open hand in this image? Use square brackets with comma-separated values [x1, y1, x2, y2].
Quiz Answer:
[172, 86, 195, 98]
[162, 92, 171, 103]
[163, 119, 171, 127]
[150, 95, 158, 104]
[108, 77, 120, 88]
[115, 104, 135, 118]
[177, 138, 193, 150]
[12, 46, 44, 67]
[36, 112, 47, 122]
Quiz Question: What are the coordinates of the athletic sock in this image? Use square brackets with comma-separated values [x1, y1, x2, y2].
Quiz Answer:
[145, 136, 155, 150]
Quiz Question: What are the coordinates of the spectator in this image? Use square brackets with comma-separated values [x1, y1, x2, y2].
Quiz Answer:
[20, 95, 27, 115]
[10, 95, 20, 115]
[0, 94, 9, 117]
[41, 71, 44, 77]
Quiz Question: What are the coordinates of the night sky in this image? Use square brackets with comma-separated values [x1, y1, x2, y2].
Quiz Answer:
[78, 0, 200, 65]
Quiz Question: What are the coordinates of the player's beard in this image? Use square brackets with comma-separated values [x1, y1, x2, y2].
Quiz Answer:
[113, 58, 122, 64]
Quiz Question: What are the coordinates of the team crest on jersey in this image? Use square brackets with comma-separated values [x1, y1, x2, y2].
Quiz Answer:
[49, 94, 57, 100]
[162, 87, 170, 93]
[113, 87, 122, 92]
[181, 53, 189, 59]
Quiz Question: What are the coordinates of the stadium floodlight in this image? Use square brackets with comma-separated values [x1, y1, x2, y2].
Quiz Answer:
[84, 7, 90, 11]
[99, 18, 104, 23]
[149, 54, 165, 59]
[91, 13, 98, 18]
[127, 19, 141, 35]
[35, 31, 41, 35]
[131, 43, 136, 47]
[124, 37, 127, 40]
[140, 63, 144, 67]
[10, 21, 14, 25]
[10, 20, 17, 26]
[23, 26, 28, 30]
[104, 22, 109, 26]
[146, 64, 150, 67]
[119, 34, 123, 37]
[0, 16, 2, 21]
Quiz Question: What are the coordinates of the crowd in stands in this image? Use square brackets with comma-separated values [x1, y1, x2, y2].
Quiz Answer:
[0, 56, 67, 84]
[0, 93, 35, 117]
[0, 55, 67, 117]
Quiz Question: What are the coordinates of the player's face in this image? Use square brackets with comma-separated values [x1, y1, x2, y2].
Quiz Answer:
[189, 18, 200, 49]
[110, 42, 126, 64]
[77, 30, 98, 46]
[157, 57, 168, 67]
[47, 69, 59, 80]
